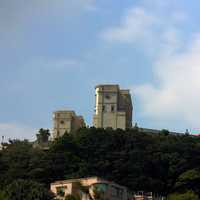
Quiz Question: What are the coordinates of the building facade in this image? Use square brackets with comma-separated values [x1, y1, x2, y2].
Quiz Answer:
[50, 177, 130, 200]
[133, 191, 164, 200]
[53, 110, 85, 139]
[93, 85, 132, 130]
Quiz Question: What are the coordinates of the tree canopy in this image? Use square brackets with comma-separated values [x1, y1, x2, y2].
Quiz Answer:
[2, 179, 54, 200]
[0, 127, 200, 198]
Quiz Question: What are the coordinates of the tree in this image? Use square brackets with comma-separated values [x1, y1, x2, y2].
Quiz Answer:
[65, 194, 80, 200]
[1, 127, 200, 197]
[5, 179, 54, 200]
[173, 169, 200, 197]
[0, 140, 33, 185]
[36, 129, 50, 144]
[0, 190, 8, 200]
[160, 129, 170, 136]
[167, 190, 198, 200]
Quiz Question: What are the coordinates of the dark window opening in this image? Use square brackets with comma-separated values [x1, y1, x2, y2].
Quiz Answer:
[105, 94, 110, 99]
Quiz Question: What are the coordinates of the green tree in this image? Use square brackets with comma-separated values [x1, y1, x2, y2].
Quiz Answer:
[1, 127, 200, 197]
[167, 190, 198, 200]
[0, 190, 8, 200]
[65, 194, 80, 200]
[173, 168, 200, 197]
[5, 179, 54, 200]
[0, 140, 33, 185]
[36, 128, 50, 143]
[160, 129, 170, 136]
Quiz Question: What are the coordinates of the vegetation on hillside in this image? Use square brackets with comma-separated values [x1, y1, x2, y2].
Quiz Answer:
[0, 127, 200, 199]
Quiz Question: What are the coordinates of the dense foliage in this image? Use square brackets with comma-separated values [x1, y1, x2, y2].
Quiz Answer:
[0, 127, 200, 198]
[4, 179, 54, 200]
[167, 190, 199, 200]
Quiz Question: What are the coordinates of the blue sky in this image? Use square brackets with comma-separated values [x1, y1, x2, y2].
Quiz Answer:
[1, 0, 200, 140]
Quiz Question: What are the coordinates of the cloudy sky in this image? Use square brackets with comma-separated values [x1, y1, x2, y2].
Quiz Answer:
[1, 0, 200, 140]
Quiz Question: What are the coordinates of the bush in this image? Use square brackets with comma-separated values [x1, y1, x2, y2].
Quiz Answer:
[167, 190, 198, 200]
[5, 179, 54, 200]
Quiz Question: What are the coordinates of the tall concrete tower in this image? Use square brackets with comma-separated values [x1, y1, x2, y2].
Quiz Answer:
[93, 85, 133, 130]
[53, 110, 85, 139]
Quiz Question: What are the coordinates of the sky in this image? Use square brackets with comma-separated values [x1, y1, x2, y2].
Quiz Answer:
[1, 0, 200, 141]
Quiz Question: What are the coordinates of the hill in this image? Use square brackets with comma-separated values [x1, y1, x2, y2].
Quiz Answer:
[0, 127, 200, 199]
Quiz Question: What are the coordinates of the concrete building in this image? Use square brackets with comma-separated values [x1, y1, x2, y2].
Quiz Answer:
[133, 191, 164, 200]
[93, 85, 133, 130]
[50, 177, 130, 200]
[53, 110, 85, 139]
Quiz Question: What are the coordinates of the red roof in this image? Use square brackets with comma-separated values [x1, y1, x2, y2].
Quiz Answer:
[192, 134, 200, 136]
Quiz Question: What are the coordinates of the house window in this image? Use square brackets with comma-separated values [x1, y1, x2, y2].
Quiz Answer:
[60, 120, 64, 124]
[56, 187, 66, 197]
[93, 183, 108, 192]
[105, 94, 111, 100]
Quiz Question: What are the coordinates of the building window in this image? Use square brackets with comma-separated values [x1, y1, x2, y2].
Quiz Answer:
[111, 105, 115, 112]
[92, 183, 108, 192]
[102, 105, 105, 112]
[105, 94, 111, 99]
[60, 120, 64, 124]
[56, 187, 66, 197]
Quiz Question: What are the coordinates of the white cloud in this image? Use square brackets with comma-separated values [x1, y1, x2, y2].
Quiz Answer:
[101, 0, 186, 56]
[101, 7, 157, 43]
[101, 0, 200, 130]
[135, 34, 200, 128]
[0, 123, 37, 141]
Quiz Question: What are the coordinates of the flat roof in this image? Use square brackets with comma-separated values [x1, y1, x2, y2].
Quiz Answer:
[95, 84, 119, 89]
[51, 176, 127, 189]
[53, 110, 75, 114]
[51, 176, 106, 185]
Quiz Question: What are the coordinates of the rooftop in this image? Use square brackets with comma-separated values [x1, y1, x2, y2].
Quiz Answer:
[95, 84, 119, 89]
[51, 176, 127, 189]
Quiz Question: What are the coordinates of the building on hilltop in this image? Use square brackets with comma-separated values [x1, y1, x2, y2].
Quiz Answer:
[50, 177, 164, 200]
[93, 84, 133, 130]
[50, 176, 130, 200]
[133, 191, 163, 200]
[0, 143, 2, 151]
[53, 110, 85, 139]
